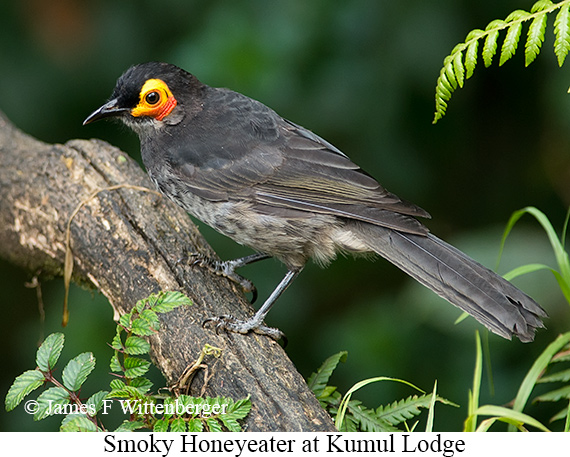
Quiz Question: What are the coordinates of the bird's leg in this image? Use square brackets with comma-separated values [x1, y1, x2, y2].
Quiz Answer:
[204, 269, 301, 341]
[180, 252, 271, 303]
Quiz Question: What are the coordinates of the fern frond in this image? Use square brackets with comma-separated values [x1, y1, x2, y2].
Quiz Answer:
[500, 20, 524, 66]
[465, 35, 480, 78]
[533, 385, 570, 402]
[526, 13, 548, 65]
[307, 351, 347, 397]
[537, 367, 570, 383]
[555, 4, 570, 65]
[376, 394, 434, 426]
[482, 27, 501, 67]
[444, 54, 458, 90]
[346, 400, 398, 432]
[433, 0, 570, 123]
[453, 51, 465, 88]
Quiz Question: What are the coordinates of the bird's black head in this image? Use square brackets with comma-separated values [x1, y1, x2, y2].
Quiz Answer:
[83, 62, 203, 129]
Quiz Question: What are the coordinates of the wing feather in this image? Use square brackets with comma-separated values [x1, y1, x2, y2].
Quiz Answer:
[166, 88, 430, 234]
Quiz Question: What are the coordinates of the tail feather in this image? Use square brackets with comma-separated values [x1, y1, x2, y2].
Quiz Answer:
[353, 222, 547, 342]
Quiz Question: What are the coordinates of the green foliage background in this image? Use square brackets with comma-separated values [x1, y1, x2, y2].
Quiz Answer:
[1, 0, 569, 431]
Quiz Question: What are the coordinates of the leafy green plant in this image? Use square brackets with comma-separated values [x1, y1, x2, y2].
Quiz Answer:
[498, 206, 570, 306]
[433, 0, 570, 123]
[533, 337, 570, 430]
[460, 207, 570, 431]
[499, 208, 570, 430]
[307, 351, 456, 432]
[463, 331, 570, 431]
[5, 291, 251, 432]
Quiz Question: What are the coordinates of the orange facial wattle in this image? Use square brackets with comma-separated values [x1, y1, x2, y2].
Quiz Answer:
[131, 79, 177, 121]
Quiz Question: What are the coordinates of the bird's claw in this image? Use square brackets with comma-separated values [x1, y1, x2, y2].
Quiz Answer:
[202, 315, 286, 343]
[178, 253, 258, 303]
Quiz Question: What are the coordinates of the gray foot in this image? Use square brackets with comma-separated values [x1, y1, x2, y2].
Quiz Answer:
[203, 315, 286, 342]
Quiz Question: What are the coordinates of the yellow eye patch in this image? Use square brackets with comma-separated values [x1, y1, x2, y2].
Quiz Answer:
[131, 78, 177, 121]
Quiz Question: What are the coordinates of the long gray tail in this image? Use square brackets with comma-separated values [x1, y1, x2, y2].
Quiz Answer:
[352, 222, 547, 342]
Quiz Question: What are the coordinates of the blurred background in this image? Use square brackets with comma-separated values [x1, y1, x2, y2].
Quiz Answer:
[1, 0, 570, 431]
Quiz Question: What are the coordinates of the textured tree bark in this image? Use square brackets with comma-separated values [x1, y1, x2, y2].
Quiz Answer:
[0, 111, 335, 431]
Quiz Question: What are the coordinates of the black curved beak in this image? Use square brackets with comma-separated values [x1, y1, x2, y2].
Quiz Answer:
[83, 99, 127, 125]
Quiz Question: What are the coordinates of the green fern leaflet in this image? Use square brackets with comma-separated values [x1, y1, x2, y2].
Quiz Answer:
[433, 0, 570, 123]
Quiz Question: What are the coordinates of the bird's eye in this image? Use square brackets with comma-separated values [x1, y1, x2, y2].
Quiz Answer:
[145, 91, 160, 105]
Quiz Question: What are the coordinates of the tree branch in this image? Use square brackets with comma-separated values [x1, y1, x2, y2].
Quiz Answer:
[0, 111, 335, 431]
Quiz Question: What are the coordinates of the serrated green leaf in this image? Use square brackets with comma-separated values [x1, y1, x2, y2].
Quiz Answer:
[107, 385, 145, 400]
[187, 417, 203, 432]
[181, 396, 204, 418]
[348, 401, 397, 432]
[555, 4, 570, 66]
[130, 316, 155, 336]
[376, 394, 434, 426]
[162, 397, 176, 419]
[444, 60, 458, 90]
[140, 309, 160, 329]
[206, 417, 223, 432]
[465, 39, 479, 79]
[486, 19, 507, 31]
[335, 375, 425, 431]
[86, 390, 110, 415]
[212, 396, 250, 431]
[465, 28, 485, 42]
[505, 9, 531, 22]
[319, 385, 338, 401]
[225, 397, 252, 420]
[114, 420, 146, 432]
[36, 333, 65, 372]
[483, 29, 499, 67]
[110, 328, 123, 351]
[130, 377, 153, 394]
[123, 357, 151, 379]
[531, 0, 554, 14]
[5, 369, 45, 411]
[119, 313, 132, 330]
[153, 418, 169, 432]
[35, 386, 70, 420]
[433, 82, 449, 124]
[151, 291, 192, 313]
[60, 414, 98, 432]
[179, 395, 199, 412]
[124, 336, 150, 355]
[339, 412, 359, 432]
[439, 71, 455, 94]
[110, 353, 122, 373]
[171, 417, 187, 432]
[453, 51, 465, 88]
[106, 389, 135, 400]
[109, 379, 126, 391]
[135, 296, 152, 314]
[62, 352, 96, 391]
[500, 22, 523, 66]
[220, 416, 241, 432]
[525, 13, 547, 66]
[307, 351, 347, 397]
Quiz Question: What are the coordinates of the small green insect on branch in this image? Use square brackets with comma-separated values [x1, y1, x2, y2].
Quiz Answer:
[433, 0, 570, 123]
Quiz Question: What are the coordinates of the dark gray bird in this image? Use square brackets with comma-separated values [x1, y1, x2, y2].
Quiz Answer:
[84, 62, 547, 342]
